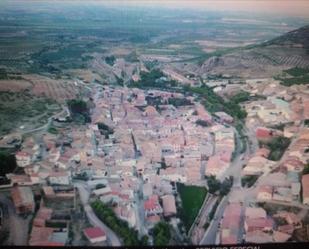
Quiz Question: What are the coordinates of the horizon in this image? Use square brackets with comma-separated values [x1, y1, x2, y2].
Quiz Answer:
[4, 0, 309, 18]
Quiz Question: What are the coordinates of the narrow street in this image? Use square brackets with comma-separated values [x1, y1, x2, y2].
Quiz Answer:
[0, 195, 31, 245]
[74, 182, 122, 247]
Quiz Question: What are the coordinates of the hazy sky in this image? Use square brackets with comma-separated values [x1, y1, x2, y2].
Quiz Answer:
[90, 0, 309, 18]
[6, 0, 309, 18]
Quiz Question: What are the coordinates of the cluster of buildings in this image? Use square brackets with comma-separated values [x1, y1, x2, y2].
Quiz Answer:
[255, 126, 309, 204]
[1, 84, 237, 244]
[219, 203, 303, 244]
[89, 85, 235, 230]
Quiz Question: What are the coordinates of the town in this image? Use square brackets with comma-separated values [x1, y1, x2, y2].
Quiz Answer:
[0, 1, 309, 247]
[0, 69, 308, 246]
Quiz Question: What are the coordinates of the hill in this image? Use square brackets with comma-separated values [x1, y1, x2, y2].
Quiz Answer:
[175, 25, 309, 79]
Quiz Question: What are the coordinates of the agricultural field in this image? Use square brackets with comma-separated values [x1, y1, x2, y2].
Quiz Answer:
[0, 91, 61, 135]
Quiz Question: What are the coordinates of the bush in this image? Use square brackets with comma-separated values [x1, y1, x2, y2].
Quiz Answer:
[196, 119, 209, 127]
[105, 55, 116, 66]
[152, 221, 171, 246]
[241, 175, 258, 188]
[207, 175, 221, 194]
[168, 97, 193, 107]
[262, 136, 291, 161]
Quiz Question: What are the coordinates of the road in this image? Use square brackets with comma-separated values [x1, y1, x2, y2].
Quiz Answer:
[191, 195, 216, 244]
[199, 125, 253, 245]
[21, 105, 69, 134]
[199, 196, 229, 245]
[74, 182, 122, 247]
[0, 195, 31, 245]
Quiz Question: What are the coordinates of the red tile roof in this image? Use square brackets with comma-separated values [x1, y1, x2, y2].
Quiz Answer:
[83, 227, 106, 239]
[256, 127, 273, 139]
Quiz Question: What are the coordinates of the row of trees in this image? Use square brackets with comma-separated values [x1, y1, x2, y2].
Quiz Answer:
[129, 69, 177, 89]
[183, 84, 247, 121]
[152, 221, 171, 246]
[91, 200, 147, 246]
[128, 69, 248, 122]
[207, 176, 233, 196]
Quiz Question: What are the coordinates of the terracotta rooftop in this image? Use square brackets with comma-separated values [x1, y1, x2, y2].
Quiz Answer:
[83, 227, 106, 239]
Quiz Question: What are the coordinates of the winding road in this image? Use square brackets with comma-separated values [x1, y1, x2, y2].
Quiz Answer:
[74, 182, 122, 247]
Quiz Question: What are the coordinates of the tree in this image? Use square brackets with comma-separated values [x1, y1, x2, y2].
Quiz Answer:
[140, 235, 149, 246]
[152, 221, 171, 246]
[219, 177, 233, 196]
[207, 175, 221, 194]
[0, 151, 17, 177]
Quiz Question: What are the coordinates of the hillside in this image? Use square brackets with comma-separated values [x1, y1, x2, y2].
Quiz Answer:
[175, 25, 309, 79]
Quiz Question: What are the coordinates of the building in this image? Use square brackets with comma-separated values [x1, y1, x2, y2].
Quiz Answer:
[255, 127, 273, 141]
[83, 227, 107, 244]
[245, 217, 274, 233]
[15, 151, 32, 167]
[302, 174, 309, 205]
[161, 195, 177, 217]
[48, 172, 71, 185]
[11, 186, 35, 215]
[144, 195, 163, 217]
[257, 186, 273, 201]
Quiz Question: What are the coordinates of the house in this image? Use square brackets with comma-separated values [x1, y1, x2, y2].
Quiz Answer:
[6, 174, 32, 186]
[48, 172, 71, 185]
[205, 155, 229, 180]
[255, 127, 273, 141]
[15, 151, 32, 167]
[114, 203, 137, 228]
[302, 174, 309, 205]
[93, 186, 112, 197]
[83, 227, 107, 243]
[29, 227, 64, 246]
[255, 148, 270, 158]
[161, 195, 177, 217]
[11, 186, 35, 215]
[245, 207, 267, 219]
[245, 217, 274, 233]
[257, 186, 273, 201]
[144, 195, 163, 217]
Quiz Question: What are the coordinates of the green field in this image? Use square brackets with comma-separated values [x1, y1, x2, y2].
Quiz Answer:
[177, 183, 208, 232]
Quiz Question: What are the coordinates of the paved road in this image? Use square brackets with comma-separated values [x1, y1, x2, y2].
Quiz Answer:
[199, 196, 228, 245]
[191, 195, 217, 244]
[0, 195, 30, 245]
[74, 182, 122, 247]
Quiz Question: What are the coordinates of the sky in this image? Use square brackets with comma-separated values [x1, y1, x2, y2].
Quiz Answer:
[102, 0, 309, 17]
[5, 0, 309, 18]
